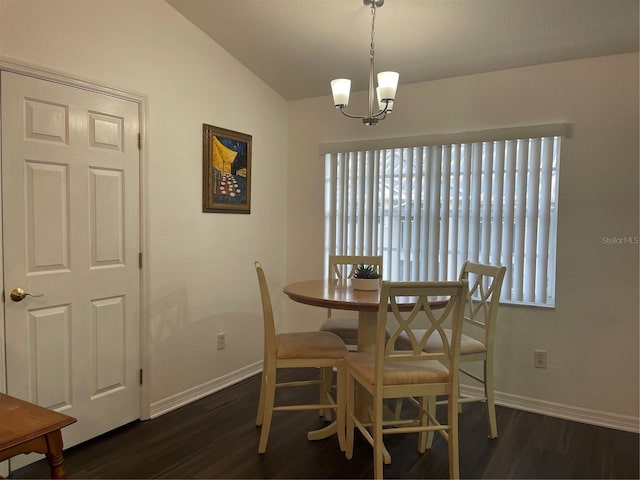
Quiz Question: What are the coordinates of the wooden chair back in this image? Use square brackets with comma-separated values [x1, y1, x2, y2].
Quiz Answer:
[379, 281, 467, 381]
[328, 254, 383, 280]
[458, 261, 506, 351]
[254, 261, 276, 363]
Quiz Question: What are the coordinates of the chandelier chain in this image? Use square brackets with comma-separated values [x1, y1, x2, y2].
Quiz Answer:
[370, 3, 376, 61]
[368, 3, 377, 117]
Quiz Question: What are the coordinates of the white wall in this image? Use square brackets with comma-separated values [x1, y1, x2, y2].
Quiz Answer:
[1, 0, 637, 432]
[0, 0, 288, 408]
[287, 53, 639, 427]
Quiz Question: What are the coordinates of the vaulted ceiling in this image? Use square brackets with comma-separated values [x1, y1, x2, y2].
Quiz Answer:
[167, 0, 639, 101]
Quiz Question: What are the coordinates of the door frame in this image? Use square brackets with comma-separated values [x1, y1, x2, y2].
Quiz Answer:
[0, 56, 150, 420]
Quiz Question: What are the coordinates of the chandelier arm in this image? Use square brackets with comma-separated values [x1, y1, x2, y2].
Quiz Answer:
[338, 98, 390, 121]
[337, 107, 368, 120]
[369, 100, 390, 118]
[340, 107, 366, 118]
[374, 100, 390, 117]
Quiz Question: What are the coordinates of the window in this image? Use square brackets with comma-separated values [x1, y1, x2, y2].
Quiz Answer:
[323, 125, 568, 307]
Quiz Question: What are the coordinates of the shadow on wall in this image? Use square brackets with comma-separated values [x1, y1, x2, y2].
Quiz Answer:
[148, 284, 263, 396]
[148, 285, 263, 356]
[150, 286, 190, 345]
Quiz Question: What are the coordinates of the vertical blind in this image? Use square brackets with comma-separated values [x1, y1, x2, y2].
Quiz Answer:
[324, 134, 563, 307]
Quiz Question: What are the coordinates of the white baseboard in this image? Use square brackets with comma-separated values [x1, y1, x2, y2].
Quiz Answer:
[461, 384, 640, 433]
[149, 367, 638, 433]
[150, 361, 263, 419]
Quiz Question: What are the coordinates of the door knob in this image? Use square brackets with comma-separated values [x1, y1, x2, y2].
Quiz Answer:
[10, 288, 43, 302]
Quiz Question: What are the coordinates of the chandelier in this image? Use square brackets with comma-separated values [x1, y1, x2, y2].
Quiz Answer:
[330, 0, 399, 126]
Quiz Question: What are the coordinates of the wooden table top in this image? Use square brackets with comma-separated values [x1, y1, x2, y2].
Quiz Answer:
[0, 393, 77, 451]
[283, 279, 449, 312]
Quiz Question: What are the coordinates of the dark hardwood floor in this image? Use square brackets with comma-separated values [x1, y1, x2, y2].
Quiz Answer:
[10, 369, 639, 479]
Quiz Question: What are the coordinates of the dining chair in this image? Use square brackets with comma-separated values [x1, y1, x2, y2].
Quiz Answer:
[320, 254, 384, 347]
[395, 261, 507, 438]
[254, 261, 348, 454]
[345, 280, 467, 480]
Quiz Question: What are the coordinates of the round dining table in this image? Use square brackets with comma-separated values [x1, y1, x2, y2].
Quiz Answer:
[284, 278, 449, 446]
[283, 278, 449, 352]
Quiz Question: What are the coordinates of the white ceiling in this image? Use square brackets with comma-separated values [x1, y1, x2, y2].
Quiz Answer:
[167, 0, 639, 101]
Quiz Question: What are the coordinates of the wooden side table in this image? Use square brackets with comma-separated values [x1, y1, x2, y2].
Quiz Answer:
[0, 393, 77, 479]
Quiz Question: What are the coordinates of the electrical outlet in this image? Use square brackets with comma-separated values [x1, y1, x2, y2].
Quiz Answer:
[217, 332, 225, 350]
[534, 349, 547, 369]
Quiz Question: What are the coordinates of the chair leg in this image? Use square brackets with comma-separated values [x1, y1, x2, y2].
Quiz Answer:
[392, 398, 403, 418]
[425, 395, 436, 449]
[258, 371, 276, 454]
[345, 371, 355, 460]
[320, 367, 334, 420]
[484, 360, 498, 439]
[336, 363, 346, 451]
[256, 371, 266, 426]
[373, 396, 385, 479]
[447, 393, 460, 479]
[417, 396, 428, 453]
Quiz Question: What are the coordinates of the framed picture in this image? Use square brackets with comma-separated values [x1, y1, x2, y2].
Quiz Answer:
[202, 124, 252, 213]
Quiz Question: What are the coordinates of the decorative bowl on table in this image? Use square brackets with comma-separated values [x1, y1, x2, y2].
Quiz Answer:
[351, 278, 381, 291]
[351, 264, 382, 290]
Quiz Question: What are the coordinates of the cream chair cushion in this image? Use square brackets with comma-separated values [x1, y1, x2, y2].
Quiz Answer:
[346, 352, 449, 385]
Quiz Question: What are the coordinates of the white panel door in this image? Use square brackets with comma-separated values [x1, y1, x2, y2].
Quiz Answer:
[1, 71, 141, 465]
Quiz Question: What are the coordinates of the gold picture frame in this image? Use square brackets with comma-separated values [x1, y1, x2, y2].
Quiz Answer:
[202, 123, 252, 214]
